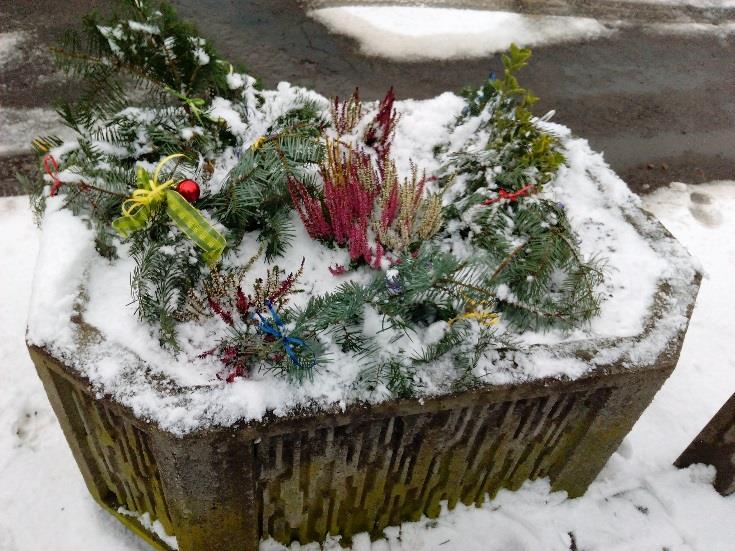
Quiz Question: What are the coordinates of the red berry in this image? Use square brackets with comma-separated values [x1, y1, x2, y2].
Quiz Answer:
[176, 179, 200, 203]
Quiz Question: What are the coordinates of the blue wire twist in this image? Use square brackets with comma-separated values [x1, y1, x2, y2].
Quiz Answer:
[256, 300, 316, 371]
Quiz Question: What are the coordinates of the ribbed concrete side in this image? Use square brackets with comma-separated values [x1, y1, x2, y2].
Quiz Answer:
[29, 343, 679, 550]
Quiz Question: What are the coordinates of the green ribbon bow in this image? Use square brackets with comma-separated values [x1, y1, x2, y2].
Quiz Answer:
[112, 154, 226, 266]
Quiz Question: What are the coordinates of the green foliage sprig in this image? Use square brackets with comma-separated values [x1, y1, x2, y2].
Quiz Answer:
[26, 0, 252, 246]
[439, 44, 604, 331]
[52, 0, 242, 127]
[473, 200, 604, 330]
[129, 219, 200, 348]
[447, 43, 564, 208]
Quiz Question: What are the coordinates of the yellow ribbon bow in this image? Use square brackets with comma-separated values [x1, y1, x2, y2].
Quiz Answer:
[112, 154, 227, 266]
[120, 153, 182, 217]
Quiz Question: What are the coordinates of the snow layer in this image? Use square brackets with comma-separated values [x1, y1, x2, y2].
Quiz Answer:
[0, 31, 26, 68]
[0, 32, 73, 155]
[627, 0, 735, 5]
[24, 87, 698, 435]
[308, 7, 611, 60]
[0, 107, 75, 156]
[0, 198, 150, 551]
[118, 508, 178, 550]
[2, 181, 734, 548]
[307, 4, 735, 62]
[26, 200, 96, 354]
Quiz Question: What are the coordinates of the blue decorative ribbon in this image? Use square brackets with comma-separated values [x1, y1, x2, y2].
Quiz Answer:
[256, 301, 316, 370]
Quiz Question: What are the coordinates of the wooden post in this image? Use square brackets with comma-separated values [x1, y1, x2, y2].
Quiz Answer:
[675, 393, 735, 496]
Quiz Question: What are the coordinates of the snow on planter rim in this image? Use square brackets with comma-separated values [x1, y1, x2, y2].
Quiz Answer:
[26, 85, 699, 435]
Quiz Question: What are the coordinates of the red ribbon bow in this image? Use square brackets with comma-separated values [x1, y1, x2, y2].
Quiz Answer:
[482, 183, 535, 206]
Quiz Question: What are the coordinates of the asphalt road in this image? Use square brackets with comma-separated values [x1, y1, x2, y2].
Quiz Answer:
[1, 0, 733, 196]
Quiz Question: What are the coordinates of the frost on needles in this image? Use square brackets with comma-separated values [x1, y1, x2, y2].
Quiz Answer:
[22, 0, 604, 397]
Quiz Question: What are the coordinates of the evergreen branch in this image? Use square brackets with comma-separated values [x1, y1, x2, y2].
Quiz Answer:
[59, 178, 128, 198]
[437, 278, 495, 301]
[51, 46, 172, 96]
[489, 238, 529, 283]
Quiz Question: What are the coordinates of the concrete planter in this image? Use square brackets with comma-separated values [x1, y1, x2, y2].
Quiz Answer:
[27, 211, 700, 551]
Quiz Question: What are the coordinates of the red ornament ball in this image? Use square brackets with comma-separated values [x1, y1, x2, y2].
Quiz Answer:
[176, 179, 200, 203]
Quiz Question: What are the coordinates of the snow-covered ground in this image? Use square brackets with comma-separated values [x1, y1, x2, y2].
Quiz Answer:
[0, 31, 73, 156]
[0, 107, 73, 156]
[2, 179, 734, 550]
[0, 31, 26, 68]
[308, 5, 735, 60]
[308, 7, 611, 60]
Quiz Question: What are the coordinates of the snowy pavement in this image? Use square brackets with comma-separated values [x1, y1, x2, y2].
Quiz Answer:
[1, 180, 734, 549]
[307, 3, 735, 61]
[306, 0, 735, 25]
[308, 7, 611, 60]
[2, 3, 734, 196]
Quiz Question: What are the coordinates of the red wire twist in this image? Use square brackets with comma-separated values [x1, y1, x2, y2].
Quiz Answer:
[482, 183, 535, 206]
[43, 154, 63, 197]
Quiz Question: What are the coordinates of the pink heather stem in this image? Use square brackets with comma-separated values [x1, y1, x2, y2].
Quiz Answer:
[209, 299, 234, 326]
[324, 178, 349, 244]
[371, 241, 384, 268]
[380, 183, 399, 231]
[348, 219, 370, 262]
[235, 287, 249, 316]
[288, 176, 333, 240]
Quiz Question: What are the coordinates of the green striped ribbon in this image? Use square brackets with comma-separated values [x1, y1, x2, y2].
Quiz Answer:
[165, 189, 225, 266]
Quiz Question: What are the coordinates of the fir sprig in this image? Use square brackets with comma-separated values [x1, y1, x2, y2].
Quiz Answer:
[287, 244, 510, 393]
[52, 1, 240, 122]
[206, 107, 325, 259]
[129, 219, 202, 348]
[25, 0, 261, 345]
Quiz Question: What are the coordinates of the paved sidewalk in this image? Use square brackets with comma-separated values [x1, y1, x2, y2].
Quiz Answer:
[2, 0, 733, 196]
